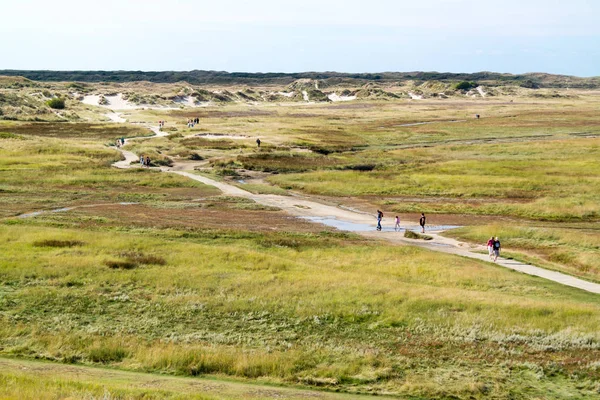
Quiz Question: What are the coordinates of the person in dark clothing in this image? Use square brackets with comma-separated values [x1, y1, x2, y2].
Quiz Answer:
[256, 138, 261, 148]
[145, 156, 151, 168]
[419, 213, 426, 233]
[493, 237, 501, 262]
[376, 210, 383, 231]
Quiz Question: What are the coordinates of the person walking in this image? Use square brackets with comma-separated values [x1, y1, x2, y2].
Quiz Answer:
[493, 237, 501, 262]
[145, 156, 151, 168]
[376, 210, 383, 231]
[394, 215, 401, 231]
[256, 138, 261, 148]
[140, 155, 144, 166]
[486, 236, 495, 260]
[419, 213, 426, 233]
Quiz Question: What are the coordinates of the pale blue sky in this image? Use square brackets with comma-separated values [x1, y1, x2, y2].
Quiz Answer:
[1, 0, 598, 76]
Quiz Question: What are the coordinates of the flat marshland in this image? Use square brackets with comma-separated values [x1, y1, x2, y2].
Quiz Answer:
[1, 78, 600, 399]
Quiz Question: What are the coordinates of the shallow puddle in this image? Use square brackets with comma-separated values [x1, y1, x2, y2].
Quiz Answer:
[298, 216, 459, 233]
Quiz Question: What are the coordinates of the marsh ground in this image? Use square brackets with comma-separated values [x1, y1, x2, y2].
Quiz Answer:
[1, 82, 600, 399]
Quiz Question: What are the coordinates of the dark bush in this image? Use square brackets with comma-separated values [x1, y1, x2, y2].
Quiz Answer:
[455, 81, 477, 91]
[33, 239, 85, 248]
[105, 260, 138, 269]
[346, 164, 376, 171]
[46, 97, 66, 109]
[189, 152, 204, 161]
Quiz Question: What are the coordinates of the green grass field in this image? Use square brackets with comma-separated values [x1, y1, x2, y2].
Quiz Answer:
[2, 84, 600, 399]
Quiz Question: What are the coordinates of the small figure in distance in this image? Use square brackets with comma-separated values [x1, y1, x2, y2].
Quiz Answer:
[376, 210, 384, 231]
[145, 156, 151, 168]
[394, 215, 400, 232]
[121, 137, 125, 146]
[475, 114, 480, 119]
[140, 155, 144, 166]
[487, 236, 495, 261]
[256, 138, 261, 148]
[419, 213, 426, 233]
[493, 237, 501, 262]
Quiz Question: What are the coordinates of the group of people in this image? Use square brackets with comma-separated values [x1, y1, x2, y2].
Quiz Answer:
[187, 118, 199, 128]
[158, 120, 166, 128]
[377, 211, 427, 233]
[487, 237, 502, 262]
[139, 155, 151, 168]
[377, 210, 503, 261]
[115, 137, 125, 148]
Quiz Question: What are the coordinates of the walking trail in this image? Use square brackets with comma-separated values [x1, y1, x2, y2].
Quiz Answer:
[111, 125, 600, 294]
[0, 357, 369, 400]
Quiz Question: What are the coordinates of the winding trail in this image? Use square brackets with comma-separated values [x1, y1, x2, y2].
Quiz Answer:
[109, 125, 600, 294]
[0, 357, 369, 400]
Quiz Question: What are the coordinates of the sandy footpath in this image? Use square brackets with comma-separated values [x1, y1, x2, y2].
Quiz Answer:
[105, 124, 600, 294]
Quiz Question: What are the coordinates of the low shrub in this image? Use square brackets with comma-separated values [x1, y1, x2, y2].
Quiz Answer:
[120, 251, 167, 266]
[46, 97, 65, 110]
[189, 152, 204, 161]
[105, 260, 138, 270]
[404, 231, 433, 240]
[33, 239, 84, 248]
[455, 81, 477, 91]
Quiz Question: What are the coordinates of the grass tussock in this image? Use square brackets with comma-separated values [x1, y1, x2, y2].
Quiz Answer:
[33, 239, 85, 248]
[119, 251, 167, 266]
[104, 260, 138, 270]
[404, 230, 433, 240]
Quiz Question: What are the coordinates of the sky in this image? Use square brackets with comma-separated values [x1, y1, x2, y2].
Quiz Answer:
[1, 0, 598, 76]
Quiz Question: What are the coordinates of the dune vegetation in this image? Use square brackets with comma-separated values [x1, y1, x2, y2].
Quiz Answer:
[1, 76, 600, 399]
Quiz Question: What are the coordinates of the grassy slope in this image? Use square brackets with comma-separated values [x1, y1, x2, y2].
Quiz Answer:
[1, 224, 599, 398]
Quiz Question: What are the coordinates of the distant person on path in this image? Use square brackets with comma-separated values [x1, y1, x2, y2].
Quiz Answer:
[256, 138, 261, 148]
[121, 137, 125, 146]
[376, 210, 383, 231]
[140, 155, 144, 166]
[145, 156, 151, 168]
[487, 236, 495, 260]
[493, 237, 501, 262]
[394, 216, 401, 231]
[475, 114, 480, 119]
[419, 213, 426, 233]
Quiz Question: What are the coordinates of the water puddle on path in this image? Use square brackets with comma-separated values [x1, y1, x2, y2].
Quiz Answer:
[299, 216, 460, 233]
[299, 216, 373, 231]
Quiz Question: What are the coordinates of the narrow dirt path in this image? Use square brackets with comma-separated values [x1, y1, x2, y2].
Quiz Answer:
[0, 357, 371, 400]
[111, 126, 600, 294]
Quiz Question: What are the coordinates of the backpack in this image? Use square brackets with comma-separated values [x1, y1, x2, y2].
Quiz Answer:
[494, 241, 500, 249]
